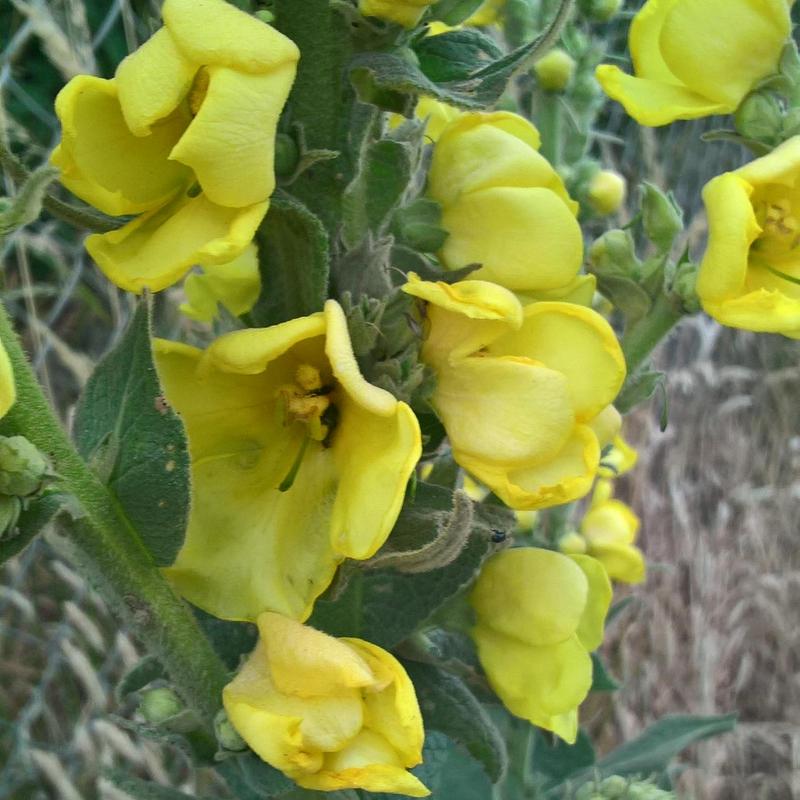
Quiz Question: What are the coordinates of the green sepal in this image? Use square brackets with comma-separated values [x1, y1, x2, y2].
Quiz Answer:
[590, 652, 620, 692]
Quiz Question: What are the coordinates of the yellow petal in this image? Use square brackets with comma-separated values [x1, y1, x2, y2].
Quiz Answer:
[434, 356, 574, 467]
[51, 75, 191, 216]
[568, 555, 612, 652]
[520, 273, 597, 307]
[430, 112, 541, 207]
[329, 398, 421, 559]
[490, 302, 626, 422]
[180, 242, 261, 322]
[170, 64, 295, 207]
[440, 186, 583, 291]
[472, 625, 592, 742]
[590, 541, 646, 585]
[471, 548, 589, 646]
[628, 0, 682, 84]
[736, 134, 800, 187]
[86, 191, 268, 293]
[301, 730, 430, 795]
[703, 287, 800, 334]
[696, 173, 760, 304]
[590, 405, 622, 450]
[358, 0, 435, 28]
[163, 0, 300, 74]
[595, 65, 730, 126]
[115, 27, 196, 136]
[598, 433, 638, 478]
[0, 342, 15, 418]
[257, 613, 376, 697]
[582, 500, 640, 547]
[462, 424, 599, 510]
[345, 639, 425, 766]
[659, 0, 789, 107]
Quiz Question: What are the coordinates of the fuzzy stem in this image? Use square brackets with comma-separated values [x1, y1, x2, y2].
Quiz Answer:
[0, 304, 228, 728]
[621, 290, 683, 376]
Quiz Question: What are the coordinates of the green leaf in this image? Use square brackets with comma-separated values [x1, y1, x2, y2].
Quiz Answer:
[414, 29, 504, 83]
[565, 714, 737, 788]
[193, 607, 258, 670]
[342, 139, 413, 249]
[596, 274, 652, 324]
[0, 164, 58, 241]
[115, 655, 166, 702]
[104, 769, 223, 800]
[249, 191, 330, 326]
[309, 483, 513, 647]
[405, 661, 507, 782]
[591, 652, 620, 692]
[430, 0, 486, 25]
[615, 368, 665, 415]
[531, 728, 595, 790]
[73, 302, 190, 566]
[216, 752, 295, 800]
[0, 490, 66, 564]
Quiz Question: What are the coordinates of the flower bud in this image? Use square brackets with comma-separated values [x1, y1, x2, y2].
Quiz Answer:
[734, 91, 783, 143]
[599, 775, 629, 798]
[0, 436, 48, 497]
[558, 531, 588, 555]
[215, 710, 247, 751]
[589, 229, 640, 278]
[139, 687, 183, 725]
[273, 133, 300, 178]
[641, 182, 683, 252]
[534, 48, 576, 92]
[587, 169, 626, 215]
[579, 0, 622, 22]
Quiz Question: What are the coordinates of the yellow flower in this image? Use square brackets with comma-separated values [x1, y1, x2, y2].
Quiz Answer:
[428, 112, 583, 293]
[155, 300, 421, 622]
[0, 342, 15, 419]
[466, 0, 505, 26]
[697, 136, 800, 337]
[470, 548, 612, 743]
[574, 479, 645, 584]
[224, 612, 428, 796]
[51, 0, 298, 293]
[359, 0, 436, 27]
[390, 96, 462, 143]
[596, 0, 791, 127]
[180, 243, 260, 322]
[598, 431, 638, 479]
[403, 275, 626, 510]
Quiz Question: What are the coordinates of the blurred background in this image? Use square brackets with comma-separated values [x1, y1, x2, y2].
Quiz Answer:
[1, 0, 798, 797]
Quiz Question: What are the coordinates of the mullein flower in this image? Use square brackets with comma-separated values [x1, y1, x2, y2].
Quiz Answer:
[561, 479, 645, 585]
[51, 0, 298, 292]
[470, 548, 612, 742]
[223, 612, 428, 796]
[428, 112, 583, 294]
[359, 0, 436, 27]
[697, 136, 800, 337]
[596, 0, 791, 126]
[180, 243, 260, 322]
[155, 300, 421, 622]
[403, 275, 626, 510]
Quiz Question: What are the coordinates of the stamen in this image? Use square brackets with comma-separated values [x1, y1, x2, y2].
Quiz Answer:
[278, 436, 310, 492]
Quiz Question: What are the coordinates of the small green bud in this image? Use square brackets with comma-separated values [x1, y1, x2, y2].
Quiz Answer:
[589, 229, 640, 278]
[673, 260, 701, 314]
[0, 494, 22, 537]
[734, 92, 783, 143]
[254, 9, 275, 24]
[0, 436, 48, 497]
[216, 710, 247, 751]
[534, 48, 576, 92]
[598, 775, 628, 798]
[641, 182, 683, 252]
[579, 0, 622, 22]
[139, 687, 183, 725]
[587, 170, 627, 216]
[274, 134, 300, 177]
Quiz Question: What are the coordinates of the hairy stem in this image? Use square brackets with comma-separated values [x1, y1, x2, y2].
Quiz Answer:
[0, 304, 228, 727]
[620, 290, 684, 376]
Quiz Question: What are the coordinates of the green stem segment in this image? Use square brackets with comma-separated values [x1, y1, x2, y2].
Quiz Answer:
[0, 304, 228, 728]
[620, 291, 683, 376]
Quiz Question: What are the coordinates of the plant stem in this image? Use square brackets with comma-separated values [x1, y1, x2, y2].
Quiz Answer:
[537, 92, 563, 166]
[620, 290, 683, 376]
[0, 304, 229, 728]
[0, 140, 119, 233]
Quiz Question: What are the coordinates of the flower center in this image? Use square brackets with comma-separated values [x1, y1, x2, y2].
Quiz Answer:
[276, 365, 337, 444]
[753, 195, 800, 255]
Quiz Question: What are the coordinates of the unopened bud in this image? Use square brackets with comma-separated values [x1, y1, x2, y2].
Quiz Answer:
[0, 494, 21, 537]
[598, 776, 629, 798]
[579, 0, 622, 22]
[673, 260, 701, 314]
[139, 687, 183, 725]
[0, 436, 48, 497]
[558, 531, 587, 555]
[587, 169, 626, 215]
[589, 229, 640, 278]
[216, 710, 247, 751]
[274, 134, 299, 178]
[534, 48, 576, 92]
[641, 182, 683, 252]
[734, 91, 783, 143]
